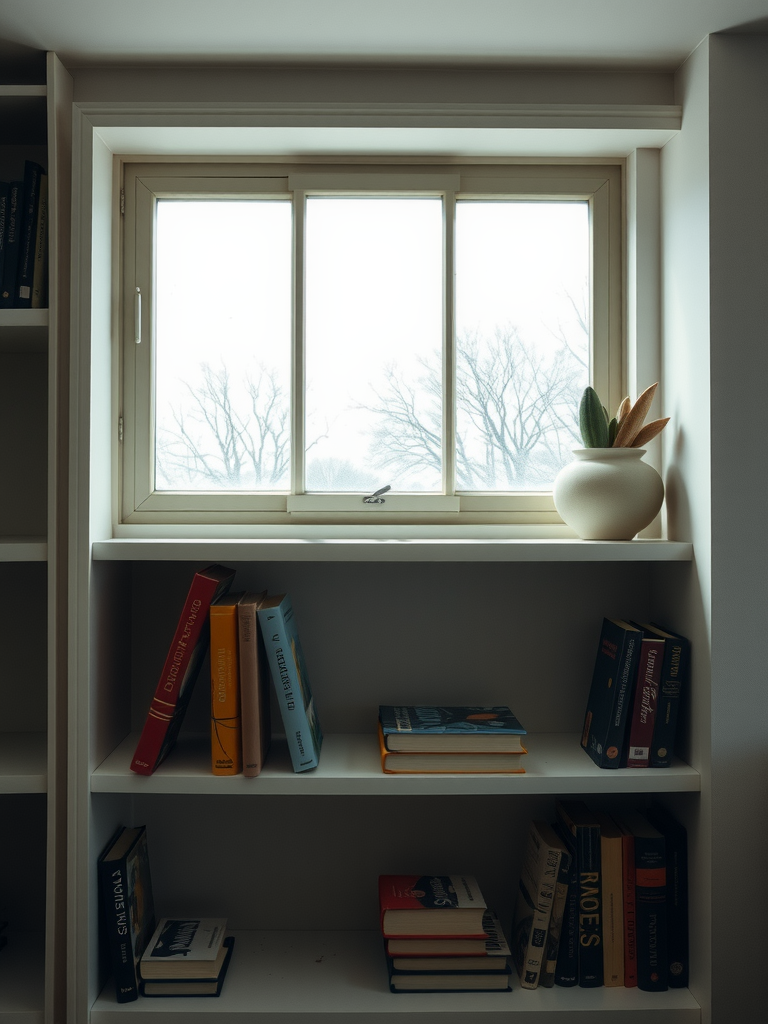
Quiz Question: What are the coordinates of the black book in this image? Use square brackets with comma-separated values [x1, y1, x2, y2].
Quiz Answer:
[139, 936, 235, 997]
[0, 181, 23, 308]
[615, 810, 667, 992]
[14, 160, 45, 308]
[0, 182, 9, 294]
[556, 800, 603, 987]
[581, 618, 643, 768]
[639, 623, 691, 768]
[647, 805, 689, 988]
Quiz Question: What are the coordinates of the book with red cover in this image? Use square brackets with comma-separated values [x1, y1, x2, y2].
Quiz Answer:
[130, 565, 236, 775]
[615, 816, 638, 987]
[379, 875, 488, 938]
[625, 629, 664, 768]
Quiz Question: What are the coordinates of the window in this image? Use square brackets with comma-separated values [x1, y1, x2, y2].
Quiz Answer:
[120, 162, 622, 524]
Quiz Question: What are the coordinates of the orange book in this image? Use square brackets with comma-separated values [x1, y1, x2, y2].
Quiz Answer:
[210, 593, 243, 775]
[377, 724, 526, 774]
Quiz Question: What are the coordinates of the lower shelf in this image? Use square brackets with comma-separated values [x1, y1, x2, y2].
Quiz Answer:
[0, 930, 44, 1022]
[91, 930, 701, 1022]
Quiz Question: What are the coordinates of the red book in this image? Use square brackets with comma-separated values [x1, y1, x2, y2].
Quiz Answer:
[130, 564, 236, 775]
[625, 631, 664, 768]
[378, 875, 488, 938]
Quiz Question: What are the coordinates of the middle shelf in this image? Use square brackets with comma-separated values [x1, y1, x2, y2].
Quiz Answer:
[91, 733, 700, 796]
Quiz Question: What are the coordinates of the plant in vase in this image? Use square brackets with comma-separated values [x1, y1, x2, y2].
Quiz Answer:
[553, 383, 669, 540]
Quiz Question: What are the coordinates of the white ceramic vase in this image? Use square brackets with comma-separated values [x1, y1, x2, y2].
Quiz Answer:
[553, 447, 664, 540]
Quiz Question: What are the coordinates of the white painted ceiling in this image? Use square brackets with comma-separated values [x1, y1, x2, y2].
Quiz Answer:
[0, 0, 767, 70]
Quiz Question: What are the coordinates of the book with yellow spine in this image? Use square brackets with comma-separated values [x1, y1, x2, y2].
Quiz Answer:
[210, 593, 243, 775]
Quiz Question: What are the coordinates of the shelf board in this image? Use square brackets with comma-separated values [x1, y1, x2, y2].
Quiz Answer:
[92, 733, 700, 796]
[0, 539, 47, 562]
[90, 929, 700, 1022]
[0, 734, 47, 793]
[0, 310, 49, 353]
[0, 930, 45, 1022]
[94, 534, 693, 563]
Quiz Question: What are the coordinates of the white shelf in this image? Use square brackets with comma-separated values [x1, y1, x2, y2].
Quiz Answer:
[90, 929, 700, 1022]
[92, 733, 700, 795]
[94, 534, 693, 563]
[0, 930, 45, 1022]
[0, 540, 47, 562]
[0, 734, 47, 794]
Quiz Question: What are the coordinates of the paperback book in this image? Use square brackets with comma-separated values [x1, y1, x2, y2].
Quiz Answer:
[386, 910, 509, 958]
[378, 705, 527, 751]
[139, 937, 234, 997]
[379, 875, 488, 938]
[377, 724, 526, 774]
[140, 918, 227, 977]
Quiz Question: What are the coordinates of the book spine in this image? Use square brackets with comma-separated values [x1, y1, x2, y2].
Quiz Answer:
[576, 824, 603, 987]
[635, 833, 668, 991]
[650, 637, 690, 768]
[647, 810, 689, 988]
[553, 824, 579, 987]
[600, 831, 624, 986]
[238, 596, 270, 778]
[622, 830, 637, 987]
[210, 603, 242, 775]
[626, 636, 664, 768]
[0, 181, 22, 308]
[581, 621, 641, 768]
[15, 161, 44, 308]
[0, 182, 9, 290]
[30, 174, 48, 309]
[131, 573, 227, 775]
[539, 844, 572, 988]
[99, 852, 139, 1002]
[258, 601, 321, 772]
[515, 846, 561, 989]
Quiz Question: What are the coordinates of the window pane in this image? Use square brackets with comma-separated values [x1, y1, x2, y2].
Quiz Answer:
[304, 196, 443, 493]
[455, 201, 590, 491]
[154, 200, 292, 491]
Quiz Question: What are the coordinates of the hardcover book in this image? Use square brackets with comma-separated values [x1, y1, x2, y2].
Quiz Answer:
[511, 819, 570, 990]
[386, 958, 512, 992]
[647, 805, 689, 988]
[0, 181, 22, 308]
[237, 591, 271, 777]
[641, 623, 691, 768]
[14, 160, 45, 308]
[139, 936, 234, 997]
[552, 819, 579, 988]
[130, 564, 236, 775]
[209, 593, 244, 775]
[615, 816, 638, 986]
[615, 810, 668, 992]
[98, 825, 156, 1003]
[625, 627, 664, 768]
[581, 618, 643, 768]
[378, 705, 527, 751]
[386, 910, 509, 957]
[30, 174, 48, 309]
[540, 821, 575, 988]
[379, 875, 488, 938]
[257, 593, 323, 773]
[556, 800, 603, 988]
[377, 724, 526, 774]
[0, 182, 9, 293]
[592, 811, 625, 987]
[141, 918, 227, 977]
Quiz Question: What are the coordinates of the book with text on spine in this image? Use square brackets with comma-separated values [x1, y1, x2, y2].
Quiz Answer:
[130, 564, 236, 775]
[140, 918, 226, 978]
[257, 593, 322, 773]
[379, 705, 526, 752]
[209, 593, 244, 776]
[379, 875, 488, 938]
[556, 800, 603, 988]
[386, 910, 509, 958]
[237, 591, 271, 777]
[641, 623, 691, 768]
[625, 626, 664, 768]
[581, 618, 643, 768]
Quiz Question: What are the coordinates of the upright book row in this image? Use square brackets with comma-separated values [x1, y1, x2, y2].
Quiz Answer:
[0, 161, 48, 310]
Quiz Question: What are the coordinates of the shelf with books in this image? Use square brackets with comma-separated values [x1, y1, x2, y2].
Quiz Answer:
[93, 534, 693, 563]
[88, 928, 700, 1022]
[91, 732, 700, 796]
[0, 733, 47, 793]
[0, 928, 45, 1023]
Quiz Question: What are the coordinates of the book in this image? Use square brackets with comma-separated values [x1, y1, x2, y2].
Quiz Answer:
[98, 825, 156, 1003]
[140, 918, 226, 978]
[257, 593, 323, 773]
[592, 810, 624, 986]
[30, 173, 48, 309]
[552, 819, 579, 987]
[386, 910, 509, 957]
[540, 820, 575, 988]
[237, 591, 272, 777]
[0, 181, 22, 308]
[647, 805, 689, 988]
[511, 819, 570, 989]
[581, 618, 643, 768]
[616, 815, 638, 986]
[139, 936, 234, 996]
[625, 626, 664, 767]
[130, 564, 236, 775]
[378, 705, 527, 752]
[209, 593, 243, 775]
[615, 810, 668, 992]
[386, 958, 512, 992]
[379, 875, 488, 938]
[556, 800, 603, 987]
[0, 182, 9, 295]
[14, 160, 45, 308]
[641, 623, 691, 768]
[377, 724, 526, 774]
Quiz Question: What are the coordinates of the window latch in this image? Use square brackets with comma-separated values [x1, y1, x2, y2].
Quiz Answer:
[363, 485, 391, 504]
[134, 287, 141, 344]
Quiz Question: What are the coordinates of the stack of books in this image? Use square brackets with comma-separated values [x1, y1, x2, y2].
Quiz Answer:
[139, 918, 234, 997]
[377, 706, 527, 774]
[378, 874, 512, 992]
[1, 161, 48, 309]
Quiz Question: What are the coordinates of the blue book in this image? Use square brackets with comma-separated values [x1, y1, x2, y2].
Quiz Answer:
[378, 706, 526, 752]
[258, 593, 323, 772]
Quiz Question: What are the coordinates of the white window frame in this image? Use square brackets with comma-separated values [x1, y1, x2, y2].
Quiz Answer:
[120, 160, 623, 526]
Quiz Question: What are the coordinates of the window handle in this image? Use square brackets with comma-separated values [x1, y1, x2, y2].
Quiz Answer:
[134, 287, 141, 344]
[363, 485, 391, 504]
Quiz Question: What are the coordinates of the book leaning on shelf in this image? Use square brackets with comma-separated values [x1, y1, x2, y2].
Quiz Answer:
[98, 825, 156, 1003]
[237, 591, 271, 777]
[624, 625, 664, 768]
[130, 564, 236, 776]
[581, 618, 643, 769]
[257, 593, 322, 773]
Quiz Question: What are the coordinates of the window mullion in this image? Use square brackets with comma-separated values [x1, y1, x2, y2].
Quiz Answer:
[291, 190, 306, 496]
[443, 191, 456, 497]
